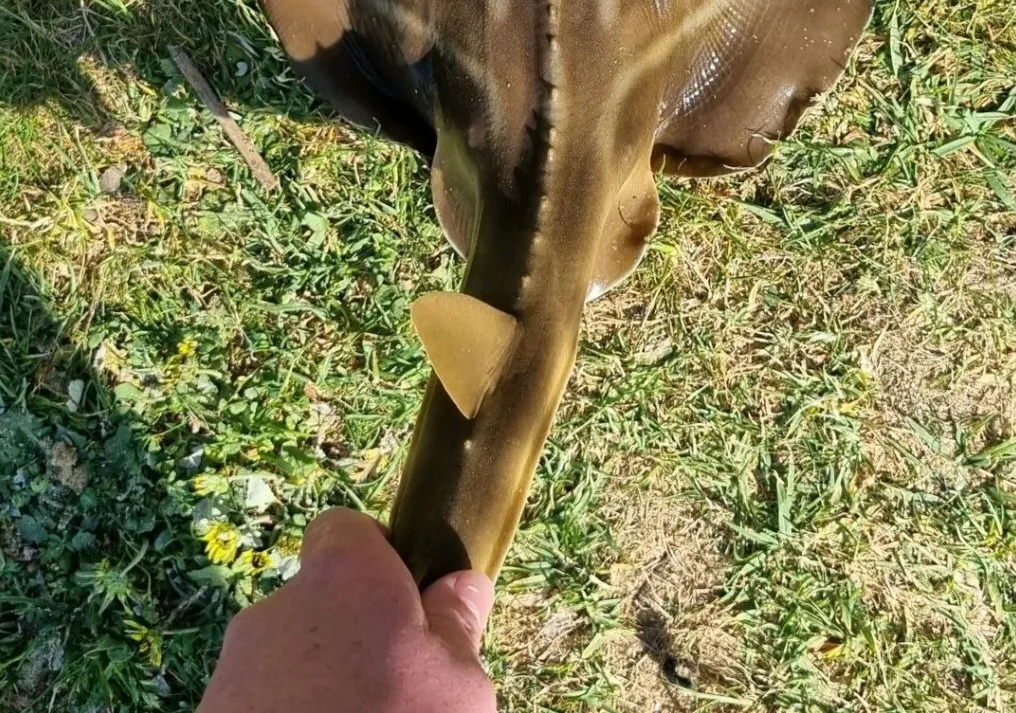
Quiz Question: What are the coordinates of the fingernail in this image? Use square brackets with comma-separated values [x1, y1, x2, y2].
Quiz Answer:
[454, 572, 495, 630]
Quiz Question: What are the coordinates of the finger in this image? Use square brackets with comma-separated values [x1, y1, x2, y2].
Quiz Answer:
[299, 507, 398, 569]
[421, 570, 495, 654]
[297, 507, 423, 624]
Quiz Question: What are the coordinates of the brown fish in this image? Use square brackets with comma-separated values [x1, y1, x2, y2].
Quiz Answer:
[261, 0, 873, 586]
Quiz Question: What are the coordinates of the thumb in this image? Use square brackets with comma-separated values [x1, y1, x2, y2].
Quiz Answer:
[421, 571, 495, 654]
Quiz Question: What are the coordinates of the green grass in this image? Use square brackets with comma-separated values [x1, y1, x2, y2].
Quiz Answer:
[1, 0, 1014, 711]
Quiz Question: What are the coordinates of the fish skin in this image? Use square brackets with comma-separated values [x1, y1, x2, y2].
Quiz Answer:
[261, 0, 874, 586]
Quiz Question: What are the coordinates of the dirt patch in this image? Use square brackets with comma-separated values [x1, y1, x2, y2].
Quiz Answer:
[841, 517, 1016, 710]
[47, 440, 88, 493]
[870, 332, 1015, 432]
[866, 334, 1014, 470]
[846, 520, 995, 635]
[485, 466, 747, 710]
[490, 594, 588, 670]
[601, 474, 750, 712]
[86, 194, 164, 246]
[582, 283, 656, 348]
[857, 241, 1016, 494]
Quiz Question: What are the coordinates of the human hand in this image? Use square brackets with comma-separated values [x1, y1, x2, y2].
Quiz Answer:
[196, 507, 497, 713]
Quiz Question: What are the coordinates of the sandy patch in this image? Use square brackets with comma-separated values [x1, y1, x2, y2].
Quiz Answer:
[601, 474, 750, 712]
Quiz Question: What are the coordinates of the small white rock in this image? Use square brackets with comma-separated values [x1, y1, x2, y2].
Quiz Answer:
[99, 164, 127, 194]
[244, 475, 277, 513]
[66, 379, 85, 412]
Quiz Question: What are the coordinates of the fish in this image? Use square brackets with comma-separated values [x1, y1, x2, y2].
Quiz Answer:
[261, 0, 873, 587]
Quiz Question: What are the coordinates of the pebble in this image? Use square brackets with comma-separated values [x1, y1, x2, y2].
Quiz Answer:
[100, 164, 127, 193]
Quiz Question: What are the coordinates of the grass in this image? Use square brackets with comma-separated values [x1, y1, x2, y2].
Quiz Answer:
[0, 0, 1014, 711]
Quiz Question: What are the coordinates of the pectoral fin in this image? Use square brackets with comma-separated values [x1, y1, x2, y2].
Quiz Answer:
[431, 134, 480, 259]
[411, 292, 518, 419]
[652, 0, 872, 177]
[261, 0, 437, 155]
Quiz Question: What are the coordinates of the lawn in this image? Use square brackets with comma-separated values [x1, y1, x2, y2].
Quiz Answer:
[1, 1, 1014, 711]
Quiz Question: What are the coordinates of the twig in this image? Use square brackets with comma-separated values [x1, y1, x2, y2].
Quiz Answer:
[0, 215, 53, 230]
[168, 46, 279, 193]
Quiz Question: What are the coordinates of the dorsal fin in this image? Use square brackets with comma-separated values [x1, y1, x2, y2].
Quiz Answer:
[411, 293, 518, 419]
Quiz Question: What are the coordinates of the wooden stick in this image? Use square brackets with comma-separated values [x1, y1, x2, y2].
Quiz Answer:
[168, 46, 280, 193]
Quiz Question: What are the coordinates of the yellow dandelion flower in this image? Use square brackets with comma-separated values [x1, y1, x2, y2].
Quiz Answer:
[274, 534, 302, 557]
[202, 522, 240, 565]
[251, 551, 272, 571]
[125, 620, 164, 668]
[234, 550, 272, 576]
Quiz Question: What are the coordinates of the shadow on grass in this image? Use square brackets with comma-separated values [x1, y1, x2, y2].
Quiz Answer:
[634, 608, 694, 690]
[0, 3, 435, 706]
[0, 0, 323, 127]
[0, 245, 231, 711]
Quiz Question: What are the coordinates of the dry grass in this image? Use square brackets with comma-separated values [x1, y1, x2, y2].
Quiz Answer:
[1, 0, 1015, 711]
